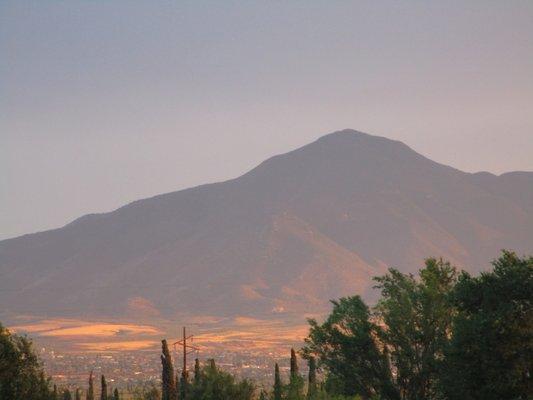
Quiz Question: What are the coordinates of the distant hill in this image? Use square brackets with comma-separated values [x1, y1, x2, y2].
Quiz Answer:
[1, 129, 531, 320]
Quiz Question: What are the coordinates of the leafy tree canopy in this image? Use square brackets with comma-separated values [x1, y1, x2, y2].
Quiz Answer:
[0, 322, 52, 400]
[442, 251, 532, 400]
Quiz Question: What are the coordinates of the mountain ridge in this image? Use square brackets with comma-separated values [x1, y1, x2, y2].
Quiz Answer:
[1, 129, 531, 321]
[4, 129, 529, 242]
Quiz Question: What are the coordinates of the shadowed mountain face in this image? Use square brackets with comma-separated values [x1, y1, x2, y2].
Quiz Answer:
[1, 130, 532, 320]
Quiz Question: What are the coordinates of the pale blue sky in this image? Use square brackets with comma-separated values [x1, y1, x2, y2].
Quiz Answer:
[1, 1, 533, 240]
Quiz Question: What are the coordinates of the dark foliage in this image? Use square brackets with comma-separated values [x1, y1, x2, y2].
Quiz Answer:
[187, 358, 254, 400]
[307, 357, 317, 399]
[273, 363, 283, 400]
[0, 323, 52, 400]
[87, 371, 94, 400]
[302, 252, 531, 400]
[161, 339, 178, 400]
[100, 375, 108, 400]
[373, 258, 458, 399]
[441, 251, 532, 400]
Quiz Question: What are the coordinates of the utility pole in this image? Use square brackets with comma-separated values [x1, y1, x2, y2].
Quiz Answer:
[173, 327, 199, 380]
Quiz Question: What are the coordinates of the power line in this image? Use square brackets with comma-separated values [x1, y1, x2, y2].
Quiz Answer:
[173, 327, 199, 379]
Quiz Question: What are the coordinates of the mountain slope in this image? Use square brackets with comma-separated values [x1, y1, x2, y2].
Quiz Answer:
[1, 130, 531, 320]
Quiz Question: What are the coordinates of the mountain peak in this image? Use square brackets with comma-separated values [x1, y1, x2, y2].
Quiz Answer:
[305, 129, 415, 159]
[257, 128, 420, 171]
[318, 128, 372, 139]
[315, 129, 399, 145]
[1, 129, 531, 323]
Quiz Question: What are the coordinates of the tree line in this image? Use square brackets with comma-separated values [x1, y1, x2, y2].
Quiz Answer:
[1, 251, 531, 400]
[146, 250, 533, 400]
[300, 251, 532, 400]
[0, 321, 119, 400]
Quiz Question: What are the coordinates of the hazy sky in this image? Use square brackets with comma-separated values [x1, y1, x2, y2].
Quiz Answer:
[1, 1, 533, 240]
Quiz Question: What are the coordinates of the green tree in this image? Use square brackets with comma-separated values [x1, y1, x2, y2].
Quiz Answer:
[288, 349, 304, 400]
[100, 375, 108, 400]
[273, 363, 283, 400]
[0, 323, 52, 400]
[113, 388, 119, 400]
[179, 360, 191, 399]
[179, 374, 188, 400]
[373, 258, 458, 399]
[190, 360, 203, 399]
[131, 382, 159, 400]
[161, 339, 177, 400]
[86, 372, 94, 400]
[441, 251, 533, 400]
[175, 371, 180, 399]
[307, 357, 317, 399]
[290, 348, 299, 377]
[75, 388, 81, 400]
[194, 358, 201, 386]
[303, 296, 397, 400]
[188, 358, 254, 400]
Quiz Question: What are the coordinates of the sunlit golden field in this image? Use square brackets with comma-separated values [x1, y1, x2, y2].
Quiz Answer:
[9, 315, 310, 355]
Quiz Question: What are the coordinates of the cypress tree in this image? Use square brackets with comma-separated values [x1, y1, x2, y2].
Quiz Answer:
[161, 339, 178, 400]
[180, 364, 191, 400]
[273, 363, 282, 400]
[75, 388, 82, 400]
[288, 349, 303, 399]
[290, 348, 298, 377]
[113, 388, 119, 400]
[194, 358, 201, 385]
[87, 371, 94, 400]
[307, 357, 317, 399]
[53, 385, 58, 400]
[175, 371, 181, 400]
[100, 375, 107, 400]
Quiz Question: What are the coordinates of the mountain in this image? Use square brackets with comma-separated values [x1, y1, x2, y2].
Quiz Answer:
[1, 130, 532, 321]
